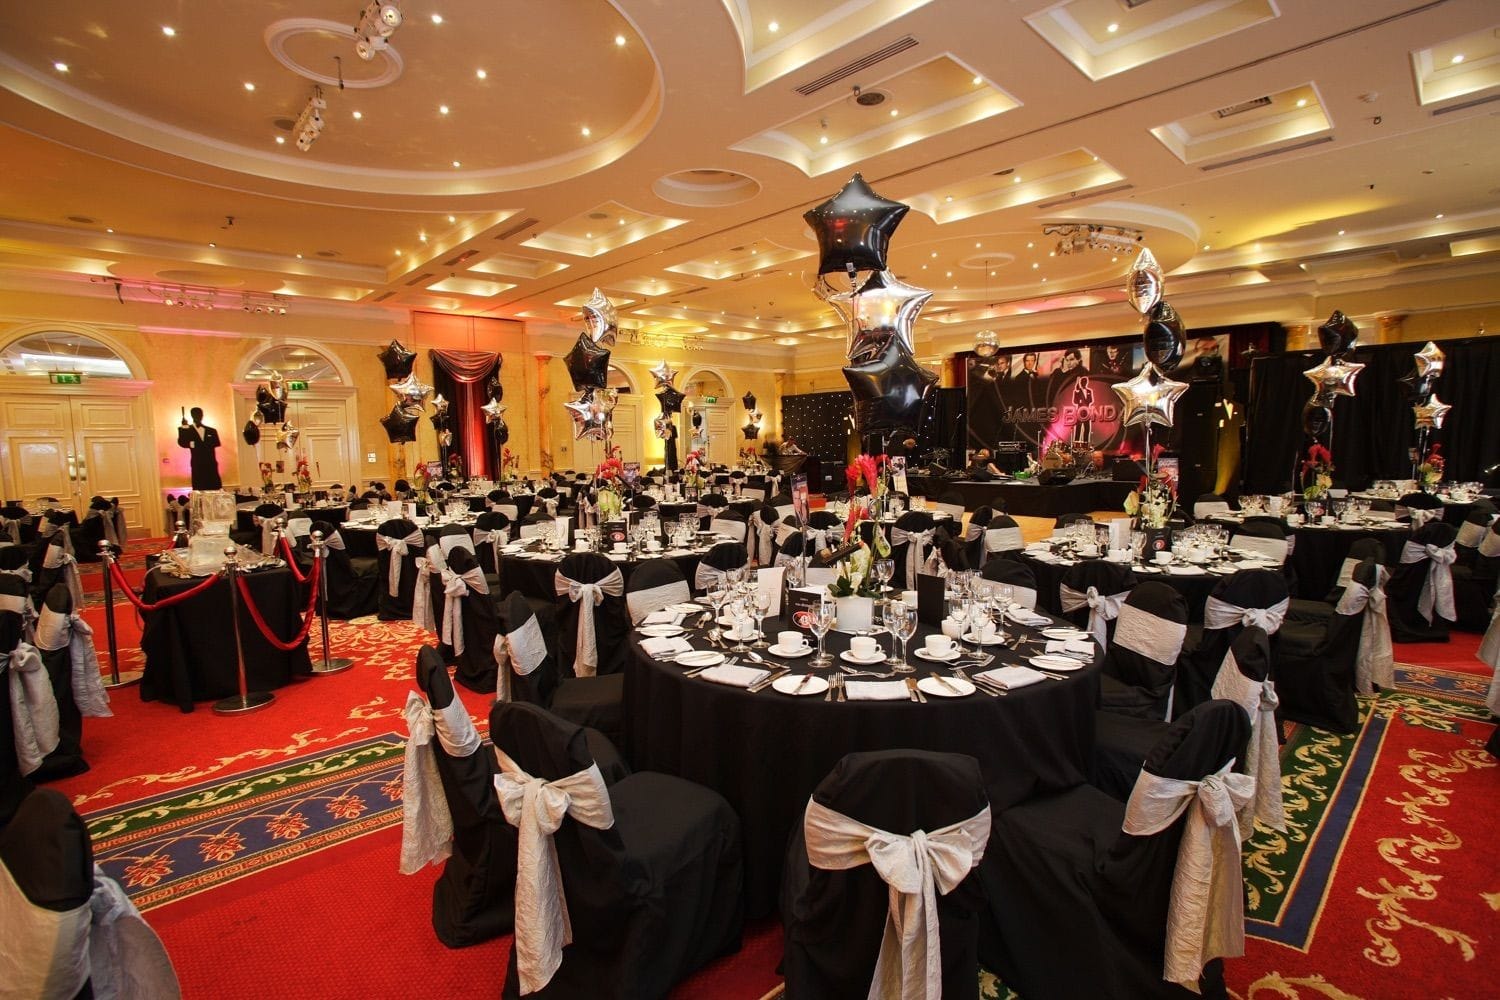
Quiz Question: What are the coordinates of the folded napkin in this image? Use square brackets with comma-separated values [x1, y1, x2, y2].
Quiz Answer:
[640, 637, 693, 658]
[843, 680, 910, 701]
[1045, 639, 1095, 658]
[1007, 608, 1050, 627]
[1025, 542, 1052, 552]
[976, 666, 1047, 690]
[607, 553, 631, 562]
[642, 609, 684, 625]
[698, 664, 771, 688]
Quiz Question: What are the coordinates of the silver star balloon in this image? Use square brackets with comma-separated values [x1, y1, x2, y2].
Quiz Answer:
[430, 393, 449, 416]
[275, 421, 300, 451]
[822, 269, 932, 362]
[1303, 356, 1365, 398]
[251, 408, 264, 427]
[269, 371, 288, 402]
[1413, 395, 1452, 430]
[649, 359, 678, 390]
[653, 414, 675, 440]
[1126, 248, 1164, 316]
[564, 391, 611, 441]
[481, 398, 507, 425]
[1111, 361, 1189, 429]
[389, 372, 432, 407]
[581, 288, 618, 346]
[438, 429, 454, 448]
[1413, 341, 1445, 379]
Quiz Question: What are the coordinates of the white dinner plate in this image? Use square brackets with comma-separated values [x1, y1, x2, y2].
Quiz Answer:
[1135, 565, 1163, 574]
[1030, 654, 1083, 671]
[840, 649, 886, 665]
[1042, 628, 1088, 641]
[914, 647, 961, 663]
[918, 676, 975, 698]
[767, 643, 813, 658]
[772, 674, 829, 696]
[638, 624, 686, 638]
[675, 650, 724, 668]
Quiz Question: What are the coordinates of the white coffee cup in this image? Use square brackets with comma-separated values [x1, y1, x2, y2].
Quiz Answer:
[924, 634, 956, 657]
[613, 541, 629, 552]
[850, 636, 879, 659]
[1077, 545, 1098, 558]
[941, 617, 965, 640]
[776, 630, 809, 652]
[1155, 550, 1174, 565]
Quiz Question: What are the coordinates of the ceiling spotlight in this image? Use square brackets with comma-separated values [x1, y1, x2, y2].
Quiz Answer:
[352, 110, 362, 119]
[1042, 223, 1143, 256]
[53, 62, 69, 73]
[439, 104, 449, 115]
[581, 125, 591, 137]
[451, 160, 461, 168]
[293, 86, 327, 152]
[275, 135, 285, 144]
[614, 34, 626, 46]
[475, 68, 486, 79]
[1450, 53, 1464, 65]
[1296, 98, 1308, 108]
[768, 21, 779, 32]
[162, 26, 176, 37]
[430, 13, 443, 24]
[1107, 23, 1119, 33]
[354, 2, 403, 60]
[243, 81, 255, 91]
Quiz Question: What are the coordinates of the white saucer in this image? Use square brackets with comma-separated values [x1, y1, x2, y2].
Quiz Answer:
[840, 649, 887, 665]
[772, 674, 829, 696]
[767, 643, 813, 658]
[918, 676, 975, 698]
[675, 650, 724, 668]
[638, 624, 686, 638]
[914, 647, 962, 663]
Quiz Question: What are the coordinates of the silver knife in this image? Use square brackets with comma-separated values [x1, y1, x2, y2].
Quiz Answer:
[927, 671, 961, 695]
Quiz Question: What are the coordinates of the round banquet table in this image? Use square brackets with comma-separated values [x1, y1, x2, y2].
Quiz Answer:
[496, 547, 704, 601]
[139, 565, 313, 712]
[623, 611, 1100, 917]
[1016, 551, 1229, 621]
[1210, 516, 1411, 599]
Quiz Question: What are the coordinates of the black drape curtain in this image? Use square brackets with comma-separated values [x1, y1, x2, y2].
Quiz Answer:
[429, 350, 500, 479]
[1243, 336, 1500, 492]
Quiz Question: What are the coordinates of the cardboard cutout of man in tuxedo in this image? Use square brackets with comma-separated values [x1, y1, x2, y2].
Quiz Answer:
[177, 407, 223, 490]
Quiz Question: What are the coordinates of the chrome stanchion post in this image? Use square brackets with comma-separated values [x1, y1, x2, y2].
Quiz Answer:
[309, 530, 353, 674]
[98, 539, 142, 688]
[213, 545, 275, 715]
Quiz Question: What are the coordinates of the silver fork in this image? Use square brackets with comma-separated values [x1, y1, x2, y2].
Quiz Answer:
[824, 675, 836, 701]
[836, 674, 847, 702]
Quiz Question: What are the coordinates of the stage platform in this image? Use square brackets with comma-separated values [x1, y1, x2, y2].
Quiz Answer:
[904, 475, 1135, 517]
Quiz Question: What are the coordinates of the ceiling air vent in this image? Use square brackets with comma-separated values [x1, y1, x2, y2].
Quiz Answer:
[1035, 182, 1135, 210]
[372, 291, 396, 302]
[795, 36, 919, 96]
[442, 249, 479, 267]
[404, 272, 434, 287]
[493, 217, 539, 241]
[1198, 135, 1335, 171]
[1214, 96, 1272, 118]
[1431, 93, 1500, 116]
[1119, 0, 1154, 8]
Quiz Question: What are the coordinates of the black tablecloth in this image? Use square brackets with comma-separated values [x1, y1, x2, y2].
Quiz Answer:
[497, 549, 704, 601]
[624, 612, 1100, 917]
[904, 476, 1134, 516]
[1209, 518, 1411, 599]
[1016, 552, 1228, 620]
[235, 504, 349, 531]
[139, 566, 312, 712]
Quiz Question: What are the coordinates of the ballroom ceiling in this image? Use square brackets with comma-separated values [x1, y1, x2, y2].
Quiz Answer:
[0, 0, 1496, 355]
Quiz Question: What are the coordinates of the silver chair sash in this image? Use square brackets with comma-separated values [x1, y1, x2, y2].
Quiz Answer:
[85, 867, 180, 999]
[34, 607, 112, 719]
[376, 528, 425, 597]
[411, 550, 440, 633]
[890, 527, 937, 587]
[803, 797, 991, 1000]
[748, 514, 778, 566]
[1482, 603, 1500, 715]
[1335, 570, 1394, 693]
[1479, 530, 1500, 560]
[496, 613, 549, 704]
[0, 859, 91, 999]
[1058, 585, 1127, 649]
[5, 642, 59, 776]
[553, 568, 625, 677]
[1210, 653, 1285, 835]
[1399, 540, 1457, 624]
[984, 526, 1024, 554]
[399, 692, 482, 874]
[1202, 596, 1289, 636]
[0, 516, 20, 544]
[626, 581, 692, 625]
[251, 515, 280, 557]
[472, 529, 503, 579]
[1112, 603, 1187, 666]
[1456, 517, 1495, 549]
[42, 544, 86, 612]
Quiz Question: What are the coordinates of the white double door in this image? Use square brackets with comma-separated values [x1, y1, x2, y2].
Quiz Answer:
[0, 391, 157, 535]
[234, 391, 357, 490]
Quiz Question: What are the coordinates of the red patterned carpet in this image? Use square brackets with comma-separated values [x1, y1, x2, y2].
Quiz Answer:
[40, 542, 1500, 999]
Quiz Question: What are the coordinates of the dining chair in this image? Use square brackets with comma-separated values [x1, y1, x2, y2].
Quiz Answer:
[1176, 569, 1289, 717]
[1098, 581, 1189, 721]
[1388, 520, 1459, 643]
[308, 520, 380, 619]
[375, 517, 424, 621]
[977, 557, 1039, 610]
[625, 559, 691, 625]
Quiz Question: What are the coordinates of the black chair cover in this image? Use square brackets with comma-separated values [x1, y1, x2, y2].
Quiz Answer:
[445, 548, 502, 694]
[781, 750, 989, 1000]
[1388, 521, 1458, 643]
[491, 700, 742, 1000]
[1099, 581, 1188, 719]
[625, 558, 691, 624]
[978, 557, 1037, 593]
[1452, 515, 1499, 631]
[980, 700, 1250, 1000]
[374, 517, 422, 620]
[1177, 569, 1289, 717]
[1274, 559, 1366, 734]
[0, 786, 94, 909]
[30, 583, 89, 781]
[555, 553, 628, 678]
[0, 577, 36, 824]
[890, 510, 938, 589]
[504, 591, 626, 749]
[309, 520, 379, 620]
[1058, 562, 1139, 638]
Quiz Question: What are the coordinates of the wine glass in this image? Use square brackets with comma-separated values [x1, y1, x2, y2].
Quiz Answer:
[727, 595, 754, 653]
[809, 598, 835, 667]
[874, 557, 895, 605]
[1130, 531, 1147, 563]
[892, 601, 918, 674]
[751, 589, 771, 648]
[881, 598, 906, 667]
[707, 584, 729, 633]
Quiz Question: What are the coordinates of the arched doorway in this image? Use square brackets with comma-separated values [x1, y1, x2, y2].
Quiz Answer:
[234, 342, 360, 490]
[681, 367, 735, 467]
[0, 327, 160, 533]
[604, 363, 645, 468]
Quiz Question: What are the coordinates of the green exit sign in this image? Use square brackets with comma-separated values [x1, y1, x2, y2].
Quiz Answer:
[703, 395, 718, 403]
[49, 372, 82, 385]
[287, 379, 309, 391]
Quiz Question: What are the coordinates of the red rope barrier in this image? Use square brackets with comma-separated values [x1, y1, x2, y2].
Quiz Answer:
[278, 536, 311, 585]
[108, 559, 221, 612]
[235, 556, 321, 651]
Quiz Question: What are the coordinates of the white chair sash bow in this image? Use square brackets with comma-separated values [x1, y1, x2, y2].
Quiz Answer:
[1481, 603, 1500, 715]
[493, 748, 614, 996]
[626, 581, 692, 625]
[5, 642, 59, 776]
[1405, 507, 1439, 528]
[0, 516, 20, 544]
[86, 867, 179, 999]
[553, 568, 625, 677]
[411, 549, 441, 633]
[42, 544, 86, 611]
[1400, 541, 1456, 623]
[1112, 604, 1188, 666]
[321, 531, 346, 552]
[1203, 597, 1289, 636]
[1335, 569, 1394, 693]
[399, 692, 482, 874]
[495, 614, 548, 703]
[439, 568, 474, 654]
[376, 528, 424, 597]
[802, 797, 991, 1000]
[0, 858, 91, 999]
[984, 526, 1024, 554]
[748, 515, 778, 565]
[251, 515, 280, 557]
[1209, 654, 1284, 834]
[34, 607, 112, 719]
[0, 564, 32, 585]
[890, 527, 937, 586]
[1122, 762, 1255, 991]
[1058, 585, 1127, 649]
[472, 529, 504, 579]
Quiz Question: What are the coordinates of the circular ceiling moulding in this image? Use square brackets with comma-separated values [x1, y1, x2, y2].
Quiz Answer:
[155, 269, 246, 287]
[264, 18, 404, 89]
[960, 252, 1016, 270]
[653, 168, 761, 208]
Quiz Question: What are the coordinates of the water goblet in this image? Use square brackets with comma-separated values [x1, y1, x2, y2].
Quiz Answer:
[751, 590, 771, 648]
[892, 601, 918, 674]
[727, 596, 754, 653]
[809, 599, 835, 667]
[881, 598, 905, 666]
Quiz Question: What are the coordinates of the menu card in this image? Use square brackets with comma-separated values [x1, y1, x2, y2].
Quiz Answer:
[916, 571, 946, 625]
[783, 586, 825, 634]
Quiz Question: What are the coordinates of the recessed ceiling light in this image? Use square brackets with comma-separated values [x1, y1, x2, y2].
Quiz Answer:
[1111, 255, 1118, 263]
[1048, 250, 1055, 257]
[395, 249, 402, 256]
[161, 26, 176, 37]
[439, 104, 449, 115]
[819, 135, 828, 145]
[295, 253, 302, 259]
[1041, 277, 1047, 282]
[53, 62, 69, 73]
[1435, 213, 1444, 219]
[618, 218, 626, 226]
[431, 13, 443, 24]
[1031, 263, 1039, 269]
[1013, 176, 1021, 184]
[975, 242, 982, 248]
[451, 160, 461, 168]
[243, 81, 255, 91]
[447, 215, 456, 223]
[585, 232, 592, 238]
[1026, 242, 1034, 249]
[768, 21, 780, 32]
[1107, 23, 1118, 33]
[1451, 53, 1465, 65]
[930, 251, 938, 258]
[889, 109, 898, 117]
[581, 126, 591, 137]
[972, 75, 982, 85]
[208, 242, 217, 248]
[275, 135, 285, 144]
[419, 232, 428, 243]
[921, 264, 927, 270]
[1296, 98, 1307, 108]
[945, 271, 952, 278]
[1201, 244, 1210, 250]
[1337, 229, 1345, 235]
[476, 68, 487, 79]
[106, 228, 114, 233]
[614, 34, 626, 46]
[352, 110, 363, 119]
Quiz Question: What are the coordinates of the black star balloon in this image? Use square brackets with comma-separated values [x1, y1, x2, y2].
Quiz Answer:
[1413, 341, 1445, 379]
[656, 384, 685, 414]
[564, 331, 611, 391]
[842, 338, 938, 436]
[377, 340, 417, 380]
[804, 173, 910, 276]
[1111, 361, 1189, 429]
[1126, 248, 1164, 316]
[242, 420, 261, 446]
[742, 391, 757, 411]
[1302, 401, 1333, 439]
[581, 289, 618, 346]
[485, 373, 504, 402]
[429, 410, 449, 430]
[742, 419, 760, 440]
[822, 269, 932, 362]
[1142, 300, 1187, 371]
[1317, 310, 1358, 357]
[379, 404, 419, 444]
[1303, 356, 1365, 398]
[492, 418, 510, 447]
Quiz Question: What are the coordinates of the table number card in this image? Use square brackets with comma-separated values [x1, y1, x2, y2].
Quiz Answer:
[783, 586, 825, 634]
[553, 516, 572, 547]
[916, 572, 947, 625]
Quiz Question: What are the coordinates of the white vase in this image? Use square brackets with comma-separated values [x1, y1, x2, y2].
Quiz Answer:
[834, 595, 874, 634]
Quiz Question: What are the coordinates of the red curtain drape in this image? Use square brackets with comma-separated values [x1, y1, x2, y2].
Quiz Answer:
[429, 349, 499, 478]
